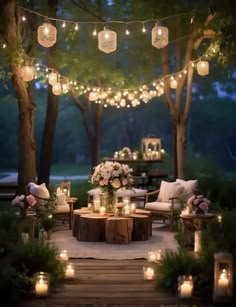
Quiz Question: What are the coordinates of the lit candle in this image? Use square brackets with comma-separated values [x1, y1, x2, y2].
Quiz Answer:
[88, 203, 92, 209]
[123, 204, 130, 216]
[132, 153, 137, 160]
[217, 215, 222, 223]
[59, 250, 68, 261]
[180, 281, 192, 298]
[143, 267, 154, 280]
[65, 263, 75, 279]
[130, 203, 136, 213]
[93, 197, 101, 211]
[217, 269, 229, 295]
[99, 206, 106, 216]
[148, 251, 157, 263]
[35, 277, 48, 296]
[122, 197, 130, 206]
[156, 249, 162, 261]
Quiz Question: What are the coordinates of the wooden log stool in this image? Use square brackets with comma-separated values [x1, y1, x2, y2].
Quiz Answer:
[72, 208, 91, 238]
[78, 214, 107, 242]
[136, 209, 152, 236]
[130, 214, 150, 241]
[105, 217, 133, 244]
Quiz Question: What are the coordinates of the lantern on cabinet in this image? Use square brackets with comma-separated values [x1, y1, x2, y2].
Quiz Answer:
[178, 275, 193, 299]
[60, 180, 71, 198]
[213, 252, 233, 303]
[37, 23, 57, 48]
[141, 137, 161, 160]
[151, 24, 169, 49]
[197, 60, 209, 76]
[98, 28, 117, 53]
[22, 65, 34, 82]
[34, 272, 49, 297]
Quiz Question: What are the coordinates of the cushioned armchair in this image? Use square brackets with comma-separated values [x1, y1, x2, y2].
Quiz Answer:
[144, 179, 198, 231]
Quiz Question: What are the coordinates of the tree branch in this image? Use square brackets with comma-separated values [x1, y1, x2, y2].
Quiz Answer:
[71, 0, 105, 22]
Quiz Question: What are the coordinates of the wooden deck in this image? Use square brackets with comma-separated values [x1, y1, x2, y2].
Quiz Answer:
[22, 259, 212, 306]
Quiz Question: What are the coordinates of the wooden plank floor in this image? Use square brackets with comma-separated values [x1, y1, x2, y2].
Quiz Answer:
[22, 259, 213, 307]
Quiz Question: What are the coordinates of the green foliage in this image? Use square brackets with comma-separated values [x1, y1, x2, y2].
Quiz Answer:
[40, 216, 56, 232]
[12, 240, 64, 287]
[156, 249, 201, 293]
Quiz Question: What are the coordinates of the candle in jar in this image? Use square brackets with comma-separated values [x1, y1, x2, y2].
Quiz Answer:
[180, 281, 192, 298]
[59, 250, 68, 261]
[217, 269, 229, 295]
[65, 263, 75, 279]
[217, 215, 222, 223]
[148, 251, 157, 263]
[99, 206, 106, 216]
[93, 198, 101, 211]
[130, 203, 136, 213]
[35, 278, 48, 296]
[122, 197, 130, 206]
[156, 250, 162, 261]
[123, 204, 130, 216]
[143, 267, 154, 280]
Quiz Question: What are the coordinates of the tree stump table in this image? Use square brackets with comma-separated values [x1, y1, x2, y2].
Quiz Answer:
[105, 217, 133, 244]
[130, 214, 150, 241]
[136, 209, 152, 236]
[78, 214, 108, 242]
[72, 208, 92, 238]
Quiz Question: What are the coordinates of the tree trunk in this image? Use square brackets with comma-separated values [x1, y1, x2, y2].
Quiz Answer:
[2, 0, 36, 193]
[37, 0, 58, 187]
[176, 120, 186, 179]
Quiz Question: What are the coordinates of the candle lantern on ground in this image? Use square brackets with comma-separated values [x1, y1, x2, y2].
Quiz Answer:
[213, 252, 233, 303]
[65, 263, 75, 279]
[34, 272, 49, 297]
[178, 275, 193, 299]
[59, 249, 68, 261]
[148, 251, 157, 263]
[143, 267, 154, 280]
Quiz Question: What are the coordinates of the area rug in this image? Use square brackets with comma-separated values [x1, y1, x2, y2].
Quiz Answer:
[51, 222, 179, 260]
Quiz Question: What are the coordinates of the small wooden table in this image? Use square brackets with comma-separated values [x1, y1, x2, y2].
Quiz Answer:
[180, 213, 217, 248]
[66, 197, 78, 229]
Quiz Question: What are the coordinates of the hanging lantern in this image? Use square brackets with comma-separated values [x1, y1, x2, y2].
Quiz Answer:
[152, 24, 168, 49]
[48, 71, 58, 86]
[37, 23, 57, 48]
[197, 60, 209, 76]
[52, 82, 62, 95]
[89, 91, 98, 101]
[98, 29, 117, 53]
[22, 65, 34, 82]
[213, 252, 233, 303]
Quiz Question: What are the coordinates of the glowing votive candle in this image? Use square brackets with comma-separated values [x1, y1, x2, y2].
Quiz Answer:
[148, 251, 157, 263]
[35, 277, 48, 296]
[130, 203, 136, 214]
[88, 203, 92, 209]
[123, 204, 130, 216]
[65, 263, 75, 279]
[217, 269, 229, 295]
[59, 250, 68, 261]
[122, 197, 130, 206]
[93, 198, 101, 211]
[180, 281, 193, 299]
[100, 206, 106, 216]
[143, 267, 154, 280]
[156, 249, 162, 261]
[217, 215, 222, 223]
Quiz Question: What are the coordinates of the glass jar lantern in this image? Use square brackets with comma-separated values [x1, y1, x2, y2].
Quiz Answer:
[60, 180, 71, 198]
[213, 252, 233, 303]
[34, 272, 49, 297]
[178, 275, 193, 299]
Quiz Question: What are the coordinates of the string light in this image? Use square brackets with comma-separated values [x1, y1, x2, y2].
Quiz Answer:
[61, 21, 66, 28]
[74, 23, 79, 31]
[22, 15, 26, 21]
[142, 23, 147, 33]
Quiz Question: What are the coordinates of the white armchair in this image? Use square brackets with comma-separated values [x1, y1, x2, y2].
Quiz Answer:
[145, 179, 198, 231]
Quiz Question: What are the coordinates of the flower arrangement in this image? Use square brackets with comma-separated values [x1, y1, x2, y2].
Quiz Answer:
[12, 194, 36, 218]
[91, 161, 133, 191]
[187, 194, 211, 214]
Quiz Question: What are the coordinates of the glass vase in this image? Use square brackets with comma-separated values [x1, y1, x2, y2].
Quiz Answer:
[102, 190, 117, 213]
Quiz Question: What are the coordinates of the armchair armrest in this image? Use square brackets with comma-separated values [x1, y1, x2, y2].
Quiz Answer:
[169, 196, 184, 212]
[145, 189, 160, 203]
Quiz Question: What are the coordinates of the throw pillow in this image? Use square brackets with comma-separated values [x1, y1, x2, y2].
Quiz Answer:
[158, 181, 184, 202]
[176, 179, 198, 201]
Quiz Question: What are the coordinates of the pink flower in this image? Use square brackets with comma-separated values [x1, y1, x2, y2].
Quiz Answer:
[199, 202, 209, 212]
[187, 195, 195, 205]
[193, 199, 199, 205]
[26, 194, 36, 207]
[12, 195, 25, 206]
[122, 178, 128, 186]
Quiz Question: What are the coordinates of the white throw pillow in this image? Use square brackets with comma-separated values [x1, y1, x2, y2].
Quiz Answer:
[158, 181, 184, 202]
[176, 179, 198, 201]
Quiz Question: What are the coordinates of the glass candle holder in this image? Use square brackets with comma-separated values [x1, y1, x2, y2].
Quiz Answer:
[34, 272, 49, 297]
[143, 267, 154, 280]
[59, 250, 68, 261]
[65, 263, 75, 279]
[178, 275, 193, 299]
[99, 206, 106, 216]
[130, 203, 136, 214]
[148, 251, 157, 263]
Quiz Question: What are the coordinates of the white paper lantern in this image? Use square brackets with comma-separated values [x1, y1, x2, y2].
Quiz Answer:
[170, 78, 177, 89]
[37, 23, 57, 48]
[52, 82, 62, 95]
[152, 24, 168, 49]
[98, 29, 117, 53]
[48, 71, 58, 86]
[197, 60, 209, 76]
[22, 65, 34, 82]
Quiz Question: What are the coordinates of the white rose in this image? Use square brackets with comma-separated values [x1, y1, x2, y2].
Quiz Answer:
[111, 178, 121, 189]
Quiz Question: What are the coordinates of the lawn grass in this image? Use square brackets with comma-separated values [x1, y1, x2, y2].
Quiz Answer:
[50, 163, 91, 176]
